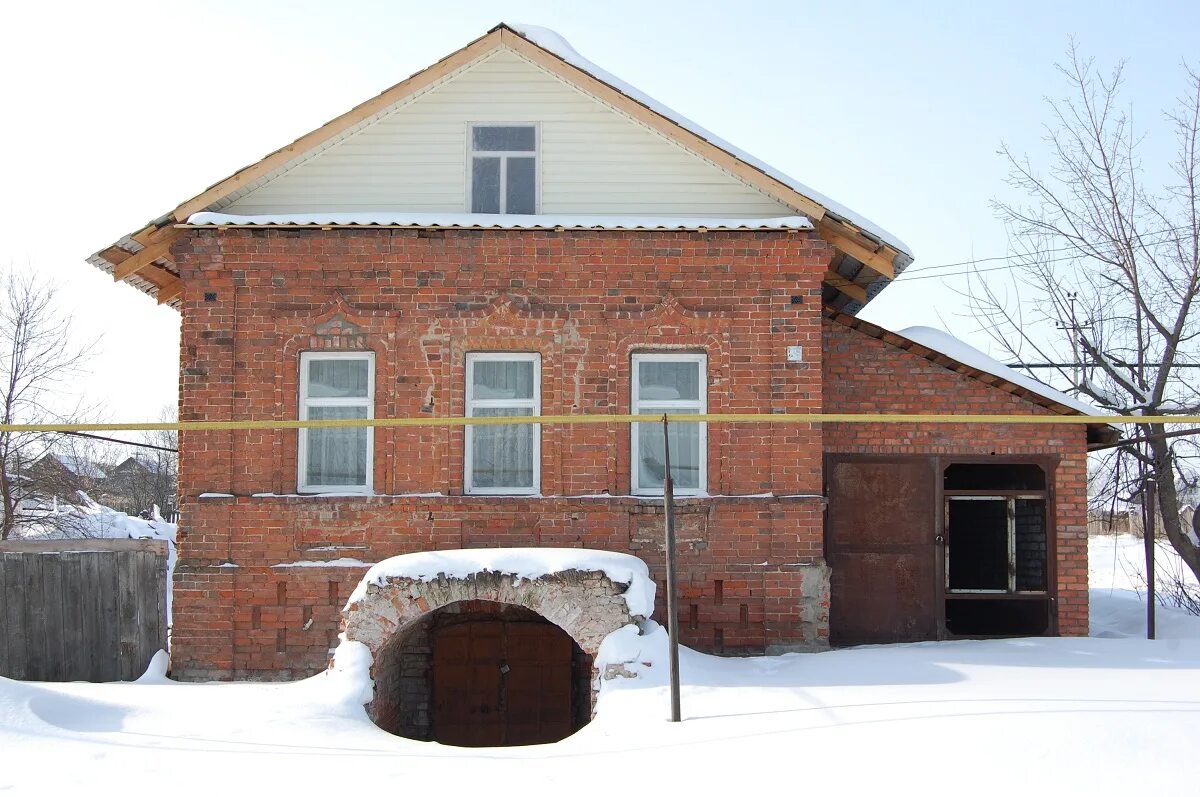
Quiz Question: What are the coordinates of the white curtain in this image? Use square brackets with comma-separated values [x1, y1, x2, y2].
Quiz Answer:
[471, 407, 535, 488]
[468, 358, 537, 490]
[304, 357, 370, 487]
[635, 359, 702, 490]
[637, 361, 700, 402]
[308, 359, 369, 398]
[306, 407, 368, 486]
[637, 413, 700, 489]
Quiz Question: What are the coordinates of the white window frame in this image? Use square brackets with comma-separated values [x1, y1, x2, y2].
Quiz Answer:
[465, 352, 541, 495]
[298, 351, 375, 495]
[630, 352, 708, 496]
[466, 122, 540, 214]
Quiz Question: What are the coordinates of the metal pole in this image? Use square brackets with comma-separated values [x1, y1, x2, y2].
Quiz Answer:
[662, 415, 682, 722]
[1145, 474, 1157, 640]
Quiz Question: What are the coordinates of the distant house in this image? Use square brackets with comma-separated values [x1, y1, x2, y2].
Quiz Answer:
[20, 453, 104, 504]
[90, 23, 1115, 744]
[14, 452, 175, 521]
[100, 455, 177, 519]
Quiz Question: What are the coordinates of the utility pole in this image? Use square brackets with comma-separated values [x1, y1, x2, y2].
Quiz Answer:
[1143, 456, 1157, 640]
[661, 415, 681, 722]
[1054, 293, 1093, 390]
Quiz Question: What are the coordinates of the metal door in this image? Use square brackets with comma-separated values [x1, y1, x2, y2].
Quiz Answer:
[431, 619, 574, 747]
[826, 457, 939, 646]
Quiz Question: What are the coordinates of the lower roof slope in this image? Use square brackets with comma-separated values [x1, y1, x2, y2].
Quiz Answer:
[826, 310, 1118, 447]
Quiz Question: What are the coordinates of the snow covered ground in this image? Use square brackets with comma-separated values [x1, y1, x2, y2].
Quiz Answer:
[10, 494, 178, 615]
[1089, 533, 1200, 638]
[10, 493, 176, 550]
[1, 537, 1197, 796]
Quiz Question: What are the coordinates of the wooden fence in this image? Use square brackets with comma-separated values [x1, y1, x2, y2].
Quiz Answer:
[0, 538, 168, 682]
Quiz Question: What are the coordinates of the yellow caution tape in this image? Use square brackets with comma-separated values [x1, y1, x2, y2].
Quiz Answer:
[0, 413, 1190, 433]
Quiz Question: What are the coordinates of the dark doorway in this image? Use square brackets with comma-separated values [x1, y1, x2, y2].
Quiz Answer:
[947, 498, 1010, 591]
[826, 457, 939, 646]
[944, 463, 1052, 637]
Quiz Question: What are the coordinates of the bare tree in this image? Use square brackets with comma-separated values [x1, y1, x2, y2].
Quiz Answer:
[967, 44, 1200, 587]
[0, 267, 94, 540]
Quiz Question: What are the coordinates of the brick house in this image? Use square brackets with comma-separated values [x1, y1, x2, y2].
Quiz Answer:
[89, 24, 1113, 742]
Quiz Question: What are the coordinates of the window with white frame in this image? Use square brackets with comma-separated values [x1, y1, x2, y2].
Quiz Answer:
[631, 353, 707, 495]
[298, 352, 374, 493]
[465, 353, 540, 494]
[469, 124, 537, 214]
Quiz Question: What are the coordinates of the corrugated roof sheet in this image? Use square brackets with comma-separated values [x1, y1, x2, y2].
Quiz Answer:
[186, 212, 815, 231]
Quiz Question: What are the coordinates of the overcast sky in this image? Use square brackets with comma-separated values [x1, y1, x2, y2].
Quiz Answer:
[1, 0, 1197, 424]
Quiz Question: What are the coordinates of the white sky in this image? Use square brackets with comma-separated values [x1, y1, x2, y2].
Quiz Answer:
[1, 0, 1196, 424]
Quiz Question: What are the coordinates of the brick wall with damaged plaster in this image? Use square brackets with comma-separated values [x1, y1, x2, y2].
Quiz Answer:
[166, 226, 1087, 680]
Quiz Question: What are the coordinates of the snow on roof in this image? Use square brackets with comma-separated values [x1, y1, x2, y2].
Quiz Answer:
[347, 547, 655, 617]
[40, 454, 106, 479]
[187, 211, 814, 231]
[895, 325, 1103, 416]
[510, 23, 912, 258]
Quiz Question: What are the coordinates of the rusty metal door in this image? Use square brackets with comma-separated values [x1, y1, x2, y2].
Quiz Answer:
[826, 456, 939, 646]
[431, 619, 574, 747]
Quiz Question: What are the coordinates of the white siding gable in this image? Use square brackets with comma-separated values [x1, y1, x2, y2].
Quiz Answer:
[223, 48, 791, 217]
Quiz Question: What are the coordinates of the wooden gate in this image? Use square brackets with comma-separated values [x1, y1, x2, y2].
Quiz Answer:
[431, 618, 575, 747]
[0, 538, 169, 682]
[826, 456, 939, 646]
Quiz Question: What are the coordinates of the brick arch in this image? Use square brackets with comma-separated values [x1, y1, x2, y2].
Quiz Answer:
[343, 568, 643, 740]
[342, 568, 639, 658]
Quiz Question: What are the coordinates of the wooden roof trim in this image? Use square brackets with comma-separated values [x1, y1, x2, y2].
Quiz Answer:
[100, 246, 132, 266]
[156, 277, 183, 305]
[112, 239, 174, 281]
[170, 29, 504, 222]
[824, 270, 867, 303]
[131, 262, 181, 291]
[817, 223, 895, 279]
[133, 224, 179, 247]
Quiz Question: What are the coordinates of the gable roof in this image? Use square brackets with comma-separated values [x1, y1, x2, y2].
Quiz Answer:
[826, 310, 1119, 447]
[88, 23, 913, 311]
[510, 24, 911, 257]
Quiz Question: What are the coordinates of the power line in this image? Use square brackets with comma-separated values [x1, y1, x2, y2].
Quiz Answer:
[60, 430, 177, 453]
[897, 224, 1188, 277]
[1, 413, 1198, 433]
[1090, 426, 1200, 452]
[1007, 362, 1200, 370]
[825, 227, 1195, 291]
[825, 252, 1085, 291]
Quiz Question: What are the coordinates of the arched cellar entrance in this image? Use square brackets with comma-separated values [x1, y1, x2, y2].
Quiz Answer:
[340, 557, 649, 747]
[372, 600, 593, 746]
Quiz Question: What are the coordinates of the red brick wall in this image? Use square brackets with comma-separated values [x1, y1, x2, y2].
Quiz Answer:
[169, 227, 1092, 681]
[822, 317, 1091, 636]
[171, 227, 834, 678]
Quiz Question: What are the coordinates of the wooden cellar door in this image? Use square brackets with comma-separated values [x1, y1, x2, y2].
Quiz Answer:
[431, 618, 575, 747]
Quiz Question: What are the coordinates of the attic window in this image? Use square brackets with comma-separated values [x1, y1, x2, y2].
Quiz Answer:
[470, 124, 537, 214]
